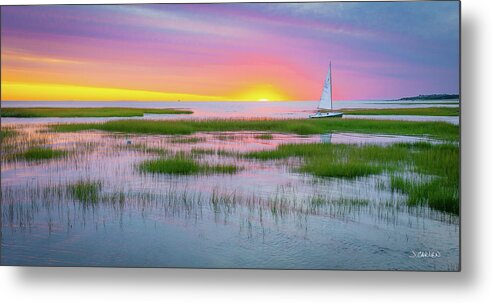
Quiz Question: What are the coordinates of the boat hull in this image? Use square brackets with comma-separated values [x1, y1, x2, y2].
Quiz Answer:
[309, 112, 343, 119]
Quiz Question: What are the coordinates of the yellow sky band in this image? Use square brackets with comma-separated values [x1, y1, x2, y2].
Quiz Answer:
[1, 82, 227, 102]
[1, 82, 291, 102]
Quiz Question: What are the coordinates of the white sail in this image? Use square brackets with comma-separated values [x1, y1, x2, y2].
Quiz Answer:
[318, 63, 332, 110]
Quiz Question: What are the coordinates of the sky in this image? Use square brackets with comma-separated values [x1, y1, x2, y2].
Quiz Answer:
[1, 2, 459, 102]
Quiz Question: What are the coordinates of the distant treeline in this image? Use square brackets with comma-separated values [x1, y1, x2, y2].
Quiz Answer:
[396, 94, 460, 101]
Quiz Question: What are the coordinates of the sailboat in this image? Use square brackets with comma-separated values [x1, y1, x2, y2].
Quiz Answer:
[309, 62, 343, 118]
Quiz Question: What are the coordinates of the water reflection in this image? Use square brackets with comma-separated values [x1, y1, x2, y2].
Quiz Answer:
[320, 133, 332, 143]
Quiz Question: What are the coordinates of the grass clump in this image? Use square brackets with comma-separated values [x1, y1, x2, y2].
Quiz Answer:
[67, 180, 102, 204]
[1, 107, 192, 117]
[138, 155, 239, 175]
[310, 196, 370, 207]
[342, 107, 459, 116]
[254, 133, 274, 140]
[302, 161, 383, 178]
[391, 176, 458, 215]
[50, 118, 459, 141]
[139, 157, 200, 175]
[0, 128, 16, 142]
[17, 147, 67, 161]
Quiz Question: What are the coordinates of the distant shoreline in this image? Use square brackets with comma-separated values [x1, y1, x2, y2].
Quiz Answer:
[393, 94, 459, 101]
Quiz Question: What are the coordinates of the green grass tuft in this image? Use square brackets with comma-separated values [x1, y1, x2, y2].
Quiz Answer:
[302, 160, 383, 178]
[310, 196, 370, 207]
[389, 143, 459, 214]
[254, 133, 274, 140]
[391, 176, 458, 215]
[67, 180, 102, 204]
[138, 155, 240, 175]
[17, 147, 67, 161]
[0, 128, 17, 142]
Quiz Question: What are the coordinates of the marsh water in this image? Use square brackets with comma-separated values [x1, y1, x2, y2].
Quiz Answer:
[1, 101, 459, 270]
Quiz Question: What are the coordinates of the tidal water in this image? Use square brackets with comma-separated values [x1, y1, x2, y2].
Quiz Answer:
[1, 100, 459, 270]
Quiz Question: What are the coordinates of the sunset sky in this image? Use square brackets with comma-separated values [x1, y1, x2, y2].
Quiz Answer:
[1, 2, 459, 102]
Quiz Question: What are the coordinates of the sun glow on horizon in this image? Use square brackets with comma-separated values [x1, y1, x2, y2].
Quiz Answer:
[234, 84, 289, 102]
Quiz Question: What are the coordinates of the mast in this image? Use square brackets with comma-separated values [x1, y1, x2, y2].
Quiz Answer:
[329, 61, 332, 110]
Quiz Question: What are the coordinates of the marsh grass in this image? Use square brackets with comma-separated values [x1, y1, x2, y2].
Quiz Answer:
[389, 143, 459, 214]
[246, 143, 400, 178]
[51, 118, 459, 141]
[17, 147, 68, 161]
[0, 128, 17, 141]
[138, 155, 240, 175]
[67, 180, 102, 204]
[246, 141, 459, 214]
[190, 148, 238, 157]
[342, 107, 459, 116]
[0, 128, 18, 154]
[168, 136, 205, 144]
[1, 107, 192, 117]
[301, 161, 383, 178]
[245, 142, 412, 164]
[3, 181, 419, 234]
[215, 134, 239, 141]
[254, 133, 274, 140]
[390, 176, 458, 214]
[125, 143, 168, 155]
[310, 196, 370, 207]
[1, 127, 57, 162]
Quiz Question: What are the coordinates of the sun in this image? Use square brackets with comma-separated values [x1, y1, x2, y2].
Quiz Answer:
[234, 84, 288, 101]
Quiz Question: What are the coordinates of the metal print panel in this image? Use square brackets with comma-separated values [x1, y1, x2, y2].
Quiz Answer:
[0, 1, 460, 271]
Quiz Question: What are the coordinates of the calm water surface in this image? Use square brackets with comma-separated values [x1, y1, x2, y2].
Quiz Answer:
[1, 101, 459, 270]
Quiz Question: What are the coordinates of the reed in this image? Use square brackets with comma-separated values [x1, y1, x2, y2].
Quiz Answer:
[301, 160, 383, 178]
[190, 148, 238, 157]
[254, 133, 274, 140]
[138, 155, 240, 175]
[0, 128, 16, 141]
[168, 136, 205, 144]
[67, 180, 102, 204]
[17, 147, 67, 161]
